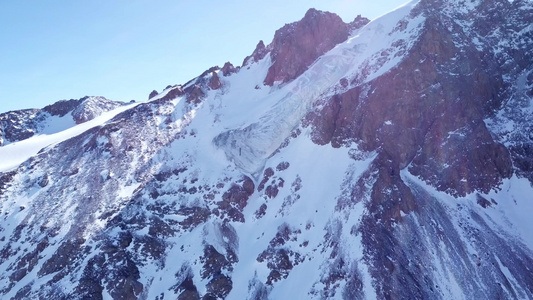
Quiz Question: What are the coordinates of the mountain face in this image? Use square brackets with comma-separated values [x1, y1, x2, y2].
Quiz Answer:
[1, 0, 533, 299]
[0, 96, 125, 146]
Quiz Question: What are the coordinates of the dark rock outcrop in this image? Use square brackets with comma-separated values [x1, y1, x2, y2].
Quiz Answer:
[176, 275, 200, 300]
[157, 85, 185, 103]
[185, 84, 205, 104]
[221, 62, 237, 76]
[242, 40, 270, 67]
[257, 224, 303, 285]
[349, 14, 370, 31]
[510, 143, 533, 183]
[0, 96, 124, 145]
[217, 176, 255, 222]
[308, 10, 512, 197]
[264, 9, 355, 86]
[71, 96, 124, 124]
[0, 109, 42, 144]
[43, 99, 82, 117]
[208, 72, 222, 90]
[1, 1, 533, 299]
[149, 90, 159, 99]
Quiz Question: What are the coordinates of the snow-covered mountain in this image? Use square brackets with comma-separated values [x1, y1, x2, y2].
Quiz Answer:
[0, 96, 125, 147]
[1, 0, 533, 299]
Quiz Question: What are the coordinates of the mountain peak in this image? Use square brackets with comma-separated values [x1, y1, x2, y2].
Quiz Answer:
[2, 2, 533, 299]
[42, 98, 83, 117]
[71, 96, 125, 124]
[302, 7, 325, 19]
[0, 96, 124, 146]
[242, 40, 270, 66]
[263, 9, 353, 86]
[240, 9, 369, 86]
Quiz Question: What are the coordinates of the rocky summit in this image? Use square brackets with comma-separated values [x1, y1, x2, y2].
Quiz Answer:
[1, 0, 533, 299]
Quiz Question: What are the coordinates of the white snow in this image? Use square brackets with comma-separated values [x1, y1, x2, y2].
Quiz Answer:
[215, 0, 425, 175]
[0, 102, 140, 172]
[4, 0, 532, 299]
[39, 113, 77, 135]
[138, 2, 429, 297]
[402, 169, 533, 295]
[226, 135, 377, 300]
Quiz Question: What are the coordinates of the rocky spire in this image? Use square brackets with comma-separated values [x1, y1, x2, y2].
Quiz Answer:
[242, 40, 270, 67]
[263, 9, 355, 86]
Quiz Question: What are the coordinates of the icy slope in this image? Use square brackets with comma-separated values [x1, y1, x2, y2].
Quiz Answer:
[0, 102, 138, 172]
[0, 0, 533, 299]
[214, 1, 424, 175]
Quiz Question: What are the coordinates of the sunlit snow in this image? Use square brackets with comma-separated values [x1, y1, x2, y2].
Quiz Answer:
[0, 102, 139, 172]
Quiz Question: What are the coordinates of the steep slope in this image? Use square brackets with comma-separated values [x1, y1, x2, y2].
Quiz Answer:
[0, 96, 125, 146]
[1, 1, 533, 299]
[0, 102, 139, 172]
[243, 9, 370, 86]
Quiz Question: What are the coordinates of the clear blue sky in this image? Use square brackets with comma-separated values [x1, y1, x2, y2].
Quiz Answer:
[0, 0, 409, 113]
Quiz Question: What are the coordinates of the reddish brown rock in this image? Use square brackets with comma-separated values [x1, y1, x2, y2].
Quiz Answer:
[217, 176, 255, 222]
[221, 62, 237, 76]
[198, 66, 220, 78]
[258, 168, 275, 192]
[308, 15, 512, 197]
[242, 40, 270, 66]
[158, 85, 185, 103]
[185, 85, 205, 104]
[208, 72, 222, 90]
[43, 99, 82, 117]
[263, 9, 350, 86]
[349, 15, 370, 31]
[257, 224, 303, 285]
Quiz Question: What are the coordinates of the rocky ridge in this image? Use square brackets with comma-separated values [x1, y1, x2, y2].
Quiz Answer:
[243, 9, 370, 86]
[0, 1, 533, 299]
[0, 96, 124, 146]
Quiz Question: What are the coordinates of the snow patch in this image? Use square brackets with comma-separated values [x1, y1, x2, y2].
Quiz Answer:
[0, 102, 140, 172]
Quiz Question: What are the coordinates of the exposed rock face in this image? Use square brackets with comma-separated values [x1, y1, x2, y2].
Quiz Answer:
[221, 62, 237, 76]
[185, 84, 205, 104]
[1, 1, 533, 300]
[43, 99, 82, 117]
[157, 85, 185, 103]
[306, 1, 533, 298]
[208, 72, 222, 90]
[264, 9, 353, 86]
[71, 96, 124, 124]
[149, 90, 159, 99]
[475, 0, 533, 186]
[242, 9, 369, 86]
[348, 14, 370, 31]
[307, 5, 513, 197]
[0, 96, 124, 145]
[0, 109, 42, 145]
[242, 40, 270, 67]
